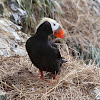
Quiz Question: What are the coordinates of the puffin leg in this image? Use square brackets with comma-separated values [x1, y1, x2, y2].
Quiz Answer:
[54, 74, 57, 80]
[39, 70, 43, 79]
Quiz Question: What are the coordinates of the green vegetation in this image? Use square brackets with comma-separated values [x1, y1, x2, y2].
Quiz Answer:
[89, 45, 100, 66]
[16, 0, 62, 34]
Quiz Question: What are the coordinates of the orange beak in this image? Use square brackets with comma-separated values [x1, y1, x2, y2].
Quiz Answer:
[54, 27, 65, 39]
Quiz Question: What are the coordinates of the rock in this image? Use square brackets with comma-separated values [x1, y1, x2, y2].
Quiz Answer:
[7, 0, 27, 25]
[0, 2, 4, 17]
[7, 0, 19, 11]
[0, 90, 7, 100]
[0, 18, 29, 57]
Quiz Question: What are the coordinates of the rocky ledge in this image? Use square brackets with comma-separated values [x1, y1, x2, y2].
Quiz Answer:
[0, 18, 29, 57]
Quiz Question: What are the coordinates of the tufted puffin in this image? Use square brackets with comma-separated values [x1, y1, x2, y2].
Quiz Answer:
[26, 17, 67, 80]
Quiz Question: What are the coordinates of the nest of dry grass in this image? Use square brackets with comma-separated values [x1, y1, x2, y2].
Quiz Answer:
[0, 48, 100, 99]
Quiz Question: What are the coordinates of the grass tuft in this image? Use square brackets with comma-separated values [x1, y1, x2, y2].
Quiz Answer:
[16, 0, 62, 34]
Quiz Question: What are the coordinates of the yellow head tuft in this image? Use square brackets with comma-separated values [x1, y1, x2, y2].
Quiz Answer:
[36, 17, 57, 30]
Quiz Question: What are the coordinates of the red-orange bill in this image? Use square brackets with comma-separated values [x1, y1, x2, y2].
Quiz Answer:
[54, 28, 65, 38]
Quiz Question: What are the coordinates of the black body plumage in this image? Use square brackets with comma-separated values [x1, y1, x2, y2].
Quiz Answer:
[26, 21, 66, 74]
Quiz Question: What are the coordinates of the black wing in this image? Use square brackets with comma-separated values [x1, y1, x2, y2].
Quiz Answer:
[49, 40, 57, 48]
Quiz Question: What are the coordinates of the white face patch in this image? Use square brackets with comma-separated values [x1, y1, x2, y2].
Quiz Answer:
[36, 17, 60, 34]
[49, 21, 59, 34]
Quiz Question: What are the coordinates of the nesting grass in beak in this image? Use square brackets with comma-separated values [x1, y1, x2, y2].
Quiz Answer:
[54, 27, 65, 38]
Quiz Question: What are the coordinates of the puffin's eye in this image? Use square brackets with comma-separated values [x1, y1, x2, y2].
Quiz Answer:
[54, 24, 56, 26]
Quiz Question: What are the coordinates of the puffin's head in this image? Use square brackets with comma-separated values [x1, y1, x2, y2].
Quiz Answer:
[36, 17, 65, 38]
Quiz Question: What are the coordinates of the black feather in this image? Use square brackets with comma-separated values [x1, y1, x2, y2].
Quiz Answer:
[26, 21, 66, 74]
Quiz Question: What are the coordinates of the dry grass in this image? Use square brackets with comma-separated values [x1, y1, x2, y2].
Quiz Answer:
[59, 0, 100, 48]
[55, 0, 100, 65]
[0, 47, 100, 100]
